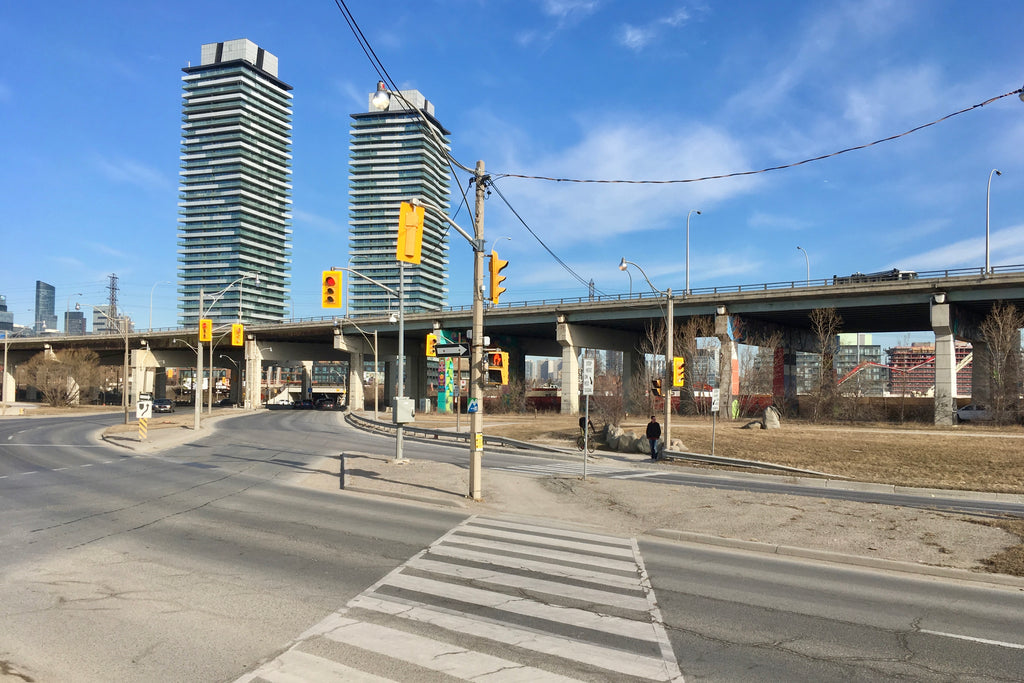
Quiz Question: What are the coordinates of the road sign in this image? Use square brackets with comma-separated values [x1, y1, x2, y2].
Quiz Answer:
[582, 358, 594, 396]
[467, 398, 479, 413]
[136, 399, 153, 420]
[435, 343, 469, 357]
[711, 388, 721, 413]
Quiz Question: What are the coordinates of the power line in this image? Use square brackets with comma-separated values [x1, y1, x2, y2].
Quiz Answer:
[494, 88, 1024, 185]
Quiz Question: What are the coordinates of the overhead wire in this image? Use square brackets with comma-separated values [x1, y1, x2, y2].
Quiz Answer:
[494, 88, 1024, 185]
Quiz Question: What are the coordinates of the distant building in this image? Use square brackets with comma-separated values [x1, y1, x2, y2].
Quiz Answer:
[178, 39, 293, 326]
[0, 295, 13, 332]
[34, 281, 56, 333]
[796, 334, 885, 396]
[64, 310, 87, 335]
[348, 84, 451, 316]
[887, 342, 973, 397]
[92, 306, 133, 335]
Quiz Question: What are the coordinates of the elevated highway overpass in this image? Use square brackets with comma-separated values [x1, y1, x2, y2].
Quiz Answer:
[5, 264, 1024, 425]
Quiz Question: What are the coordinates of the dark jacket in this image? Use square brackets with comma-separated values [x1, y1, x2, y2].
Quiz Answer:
[646, 420, 661, 440]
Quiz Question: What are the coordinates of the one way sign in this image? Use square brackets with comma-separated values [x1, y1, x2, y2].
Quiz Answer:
[435, 343, 469, 357]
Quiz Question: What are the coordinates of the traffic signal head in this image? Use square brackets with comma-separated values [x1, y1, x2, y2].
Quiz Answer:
[489, 250, 508, 304]
[321, 270, 342, 308]
[426, 333, 438, 357]
[198, 318, 212, 343]
[396, 201, 425, 264]
[231, 323, 244, 347]
[651, 379, 663, 396]
[672, 356, 685, 387]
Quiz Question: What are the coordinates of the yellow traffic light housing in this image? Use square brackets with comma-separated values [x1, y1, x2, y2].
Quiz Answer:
[426, 333, 438, 357]
[321, 270, 342, 308]
[672, 356, 685, 387]
[487, 351, 509, 385]
[231, 323, 244, 347]
[489, 250, 508, 304]
[199, 319, 212, 343]
[651, 379, 663, 396]
[396, 201, 425, 264]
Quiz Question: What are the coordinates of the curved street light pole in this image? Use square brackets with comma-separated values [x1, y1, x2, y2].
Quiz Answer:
[685, 209, 701, 295]
[986, 169, 1002, 275]
[619, 258, 672, 457]
[797, 246, 810, 285]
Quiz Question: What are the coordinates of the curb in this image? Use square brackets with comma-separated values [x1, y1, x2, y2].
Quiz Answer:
[647, 528, 1024, 588]
[341, 485, 467, 509]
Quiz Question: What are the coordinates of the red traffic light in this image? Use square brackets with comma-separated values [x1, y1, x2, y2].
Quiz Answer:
[324, 275, 337, 287]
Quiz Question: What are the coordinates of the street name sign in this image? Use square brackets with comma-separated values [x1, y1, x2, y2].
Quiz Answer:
[436, 343, 469, 357]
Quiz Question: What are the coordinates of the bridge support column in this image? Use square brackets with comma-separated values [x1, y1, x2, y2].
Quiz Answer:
[556, 318, 580, 415]
[714, 309, 740, 419]
[970, 340, 990, 406]
[347, 350, 365, 411]
[301, 360, 313, 402]
[931, 299, 956, 425]
[405, 342, 427, 406]
[2, 366, 14, 406]
[243, 340, 263, 409]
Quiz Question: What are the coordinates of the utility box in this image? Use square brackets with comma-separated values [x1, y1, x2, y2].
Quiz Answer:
[392, 397, 415, 424]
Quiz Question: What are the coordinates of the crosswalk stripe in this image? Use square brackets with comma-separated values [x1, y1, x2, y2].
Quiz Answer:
[471, 516, 636, 547]
[405, 557, 651, 611]
[363, 573, 660, 641]
[427, 543, 642, 589]
[450, 526, 636, 558]
[243, 648, 395, 682]
[439, 534, 639, 573]
[345, 595, 675, 680]
[311, 615, 581, 682]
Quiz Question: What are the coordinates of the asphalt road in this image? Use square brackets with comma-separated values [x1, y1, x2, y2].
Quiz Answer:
[1, 411, 1022, 681]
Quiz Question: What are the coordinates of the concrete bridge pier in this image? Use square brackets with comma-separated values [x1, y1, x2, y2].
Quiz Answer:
[556, 316, 642, 415]
[930, 297, 956, 425]
[243, 339, 263, 409]
[714, 309, 740, 419]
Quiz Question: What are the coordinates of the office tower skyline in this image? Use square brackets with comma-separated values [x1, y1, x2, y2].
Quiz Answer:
[348, 85, 451, 316]
[178, 39, 293, 326]
[0, 295, 12, 332]
[34, 281, 56, 333]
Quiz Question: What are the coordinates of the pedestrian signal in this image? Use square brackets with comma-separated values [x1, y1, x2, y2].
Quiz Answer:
[487, 351, 509, 385]
[321, 270, 342, 308]
[199, 319, 212, 343]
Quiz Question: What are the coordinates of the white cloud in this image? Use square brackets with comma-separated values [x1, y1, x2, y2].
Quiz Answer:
[541, 0, 599, 19]
[617, 7, 692, 51]
[490, 119, 761, 246]
[748, 212, 812, 231]
[898, 223, 1024, 271]
[94, 156, 171, 191]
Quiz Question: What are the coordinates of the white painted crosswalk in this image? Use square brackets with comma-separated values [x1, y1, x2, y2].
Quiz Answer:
[237, 515, 683, 682]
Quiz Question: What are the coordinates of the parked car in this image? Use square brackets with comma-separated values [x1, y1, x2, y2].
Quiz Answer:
[217, 398, 237, 407]
[293, 399, 315, 410]
[956, 404, 992, 422]
[153, 398, 175, 413]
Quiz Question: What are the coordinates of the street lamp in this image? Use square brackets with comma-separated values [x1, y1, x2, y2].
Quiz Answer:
[619, 257, 673, 458]
[339, 318, 380, 421]
[1, 328, 32, 409]
[986, 169, 1002, 275]
[87, 304, 131, 425]
[65, 293, 82, 335]
[150, 281, 171, 331]
[685, 209, 701, 294]
[193, 274, 259, 431]
[797, 246, 810, 285]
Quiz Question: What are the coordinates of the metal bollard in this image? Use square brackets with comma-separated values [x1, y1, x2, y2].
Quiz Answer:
[340, 453, 346, 490]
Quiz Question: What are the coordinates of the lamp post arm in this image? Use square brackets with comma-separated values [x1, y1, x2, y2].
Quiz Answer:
[333, 267, 398, 298]
[410, 197, 483, 252]
[619, 259, 666, 296]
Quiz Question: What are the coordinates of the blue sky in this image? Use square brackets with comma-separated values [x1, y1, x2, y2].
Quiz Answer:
[2, 1, 1023, 335]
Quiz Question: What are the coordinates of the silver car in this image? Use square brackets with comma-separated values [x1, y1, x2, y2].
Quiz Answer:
[956, 404, 991, 422]
[153, 399, 175, 413]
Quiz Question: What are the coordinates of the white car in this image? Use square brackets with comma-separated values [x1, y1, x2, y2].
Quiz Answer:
[956, 404, 992, 422]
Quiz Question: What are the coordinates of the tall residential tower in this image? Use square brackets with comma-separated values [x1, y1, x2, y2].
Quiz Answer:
[348, 86, 451, 316]
[178, 39, 293, 326]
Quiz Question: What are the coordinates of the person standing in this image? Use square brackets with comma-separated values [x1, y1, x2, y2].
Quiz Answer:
[645, 415, 661, 460]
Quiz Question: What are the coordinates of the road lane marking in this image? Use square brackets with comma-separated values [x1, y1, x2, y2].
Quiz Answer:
[920, 629, 1024, 650]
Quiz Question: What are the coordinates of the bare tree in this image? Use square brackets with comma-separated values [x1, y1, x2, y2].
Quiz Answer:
[737, 330, 783, 417]
[676, 316, 716, 415]
[21, 349, 102, 407]
[630, 321, 666, 417]
[979, 302, 1024, 424]
[808, 307, 843, 422]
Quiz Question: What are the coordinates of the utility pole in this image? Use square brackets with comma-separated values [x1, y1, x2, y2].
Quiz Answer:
[469, 160, 487, 501]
